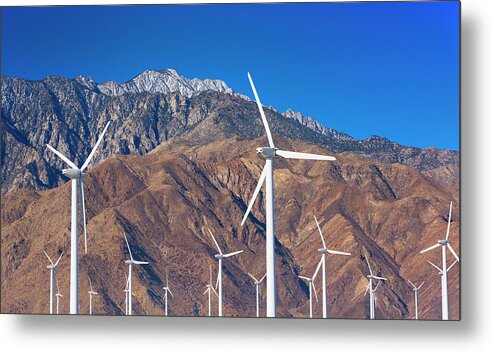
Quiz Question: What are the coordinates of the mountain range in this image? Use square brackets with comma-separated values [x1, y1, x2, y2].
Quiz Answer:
[1, 69, 460, 319]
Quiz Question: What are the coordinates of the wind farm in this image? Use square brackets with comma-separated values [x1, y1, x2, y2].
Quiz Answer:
[1, 71, 460, 320]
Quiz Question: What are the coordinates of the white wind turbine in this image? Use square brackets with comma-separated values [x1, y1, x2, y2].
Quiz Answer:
[241, 73, 336, 317]
[363, 257, 387, 320]
[408, 280, 425, 320]
[46, 121, 110, 314]
[162, 269, 174, 317]
[247, 272, 266, 317]
[427, 259, 458, 320]
[420, 201, 460, 320]
[44, 251, 63, 315]
[313, 215, 351, 318]
[203, 265, 218, 317]
[55, 278, 63, 315]
[207, 228, 243, 317]
[298, 258, 323, 318]
[123, 233, 149, 316]
[88, 277, 98, 315]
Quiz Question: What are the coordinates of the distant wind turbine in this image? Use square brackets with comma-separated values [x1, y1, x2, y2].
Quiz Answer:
[207, 228, 243, 317]
[46, 121, 110, 314]
[88, 277, 98, 315]
[313, 215, 351, 318]
[203, 265, 218, 317]
[241, 73, 336, 317]
[298, 258, 323, 318]
[364, 257, 387, 320]
[162, 269, 174, 317]
[123, 233, 149, 316]
[44, 251, 63, 315]
[247, 272, 266, 317]
[420, 201, 460, 320]
[408, 280, 425, 320]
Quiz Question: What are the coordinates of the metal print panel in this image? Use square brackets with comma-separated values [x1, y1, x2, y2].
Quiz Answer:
[0, 1, 460, 319]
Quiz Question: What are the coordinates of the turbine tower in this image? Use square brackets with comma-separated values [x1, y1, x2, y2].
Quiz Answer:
[207, 228, 243, 317]
[123, 233, 149, 316]
[241, 73, 336, 317]
[55, 278, 63, 315]
[203, 265, 218, 316]
[408, 280, 425, 320]
[162, 269, 174, 316]
[123, 273, 135, 316]
[364, 257, 387, 320]
[298, 258, 322, 318]
[88, 277, 98, 315]
[314, 215, 351, 318]
[43, 251, 63, 315]
[247, 272, 266, 317]
[420, 201, 460, 320]
[45, 121, 110, 314]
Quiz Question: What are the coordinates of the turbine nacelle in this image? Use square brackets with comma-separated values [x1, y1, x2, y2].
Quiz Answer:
[62, 168, 82, 179]
[438, 239, 449, 245]
[256, 147, 277, 158]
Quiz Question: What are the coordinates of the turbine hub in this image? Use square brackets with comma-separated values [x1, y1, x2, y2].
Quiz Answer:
[62, 168, 81, 179]
[438, 240, 449, 245]
[215, 254, 224, 259]
[256, 147, 277, 158]
[318, 248, 328, 253]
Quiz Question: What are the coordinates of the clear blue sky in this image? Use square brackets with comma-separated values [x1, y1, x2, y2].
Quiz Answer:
[1, 2, 459, 150]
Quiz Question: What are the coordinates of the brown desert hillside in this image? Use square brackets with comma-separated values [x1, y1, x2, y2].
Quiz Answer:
[1, 135, 459, 319]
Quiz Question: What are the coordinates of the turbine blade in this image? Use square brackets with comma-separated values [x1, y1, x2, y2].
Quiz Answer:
[133, 260, 149, 265]
[46, 144, 77, 169]
[312, 282, 319, 303]
[420, 243, 440, 254]
[223, 250, 243, 258]
[365, 257, 373, 276]
[313, 215, 327, 249]
[447, 260, 458, 272]
[418, 281, 425, 289]
[203, 288, 209, 296]
[80, 177, 88, 254]
[81, 121, 111, 171]
[276, 150, 336, 161]
[240, 164, 267, 226]
[298, 276, 310, 281]
[373, 276, 388, 281]
[54, 251, 64, 266]
[374, 281, 381, 291]
[89, 277, 93, 291]
[207, 228, 223, 255]
[247, 72, 274, 148]
[209, 265, 212, 285]
[211, 286, 219, 298]
[447, 243, 460, 262]
[445, 201, 453, 241]
[427, 260, 442, 273]
[364, 282, 370, 296]
[259, 273, 267, 283]
[327, 249, 351, 256]
[247, 272, 257, 282]
[408, 280, 416, 289]
[215, 270, 220, 291]
[43, 251, 54, 266]
[123, 233, 134, 262]
[312, 257, 323, 280]
[168, 288, 174, 298]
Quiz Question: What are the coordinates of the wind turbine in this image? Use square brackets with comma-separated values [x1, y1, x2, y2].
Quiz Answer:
[88, 277, 98, 315]
[241, 73, 336, 317]
[247, 272, 266, 317]
[298, 258, 323, 318]
[162, 269, 174, 317]
[408, 280, 425, 320]
[203, 265, 218, 317]
[314, 215, 351, 318]
[123, 233, 149, 316]
[363, 257, 387, 320]
[46, 121, 110, 314]
[44, 251, 63, 314]
[207, 228, 243, 317]
[420, 201, 460, 320]
[55, 278, 63, 315]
